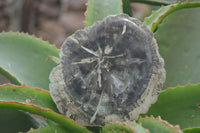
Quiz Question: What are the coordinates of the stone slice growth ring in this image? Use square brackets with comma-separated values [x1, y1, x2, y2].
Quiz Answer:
[49, 14, 166, 126]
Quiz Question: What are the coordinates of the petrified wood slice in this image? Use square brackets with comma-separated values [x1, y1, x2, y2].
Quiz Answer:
[49, 14, 166, 126]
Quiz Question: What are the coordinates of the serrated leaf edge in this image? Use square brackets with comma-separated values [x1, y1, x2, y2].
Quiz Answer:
[0, 101, 92, 133]
[144, 1, 200, 32]
[140, 115, 182, 133]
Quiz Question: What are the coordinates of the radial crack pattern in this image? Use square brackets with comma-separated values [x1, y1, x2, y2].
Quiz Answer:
[49, 14, 165, 126]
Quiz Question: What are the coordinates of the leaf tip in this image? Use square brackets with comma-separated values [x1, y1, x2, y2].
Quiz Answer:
[39, 36, 43, 40]
[22, 83, 29, 88]
[152, 22, 156, 27]
[45, 56, 52, 62]
[140, 115, 182, 133]
[166, 87, 172, 90]
[176, 84, 180, 87]
[52, 44, 57, 48]
[196, 104, 200, 109]
[84, 1, 89, 27]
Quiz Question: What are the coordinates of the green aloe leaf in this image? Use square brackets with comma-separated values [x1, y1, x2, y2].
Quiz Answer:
[85, 0, 123, 26]
[144, 2, 200, 88]
[0, 101, 92, 133]
[0, 85, 90, 132]
[144, 2, 200, 32]
[130, 0, 200, 5]
[0, 67, 21, 85]
[183, 127, 200, 133]
[87, 126, 102, 133]
[28, 125, 69, 133]
[102, 121, 148, 133]
[0, 32, 59, 90]
[0, 84, 59, 112]
[138, 116, 182, 133]
[0, 109, 40, 133]
[0, 84, 49, 133]
[143, 84, 200, 129]
[130, 0, 172, 5]
[122, 0, 132, 16]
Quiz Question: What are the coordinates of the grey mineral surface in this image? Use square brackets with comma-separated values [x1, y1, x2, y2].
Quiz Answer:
[49, 14, 166, 126]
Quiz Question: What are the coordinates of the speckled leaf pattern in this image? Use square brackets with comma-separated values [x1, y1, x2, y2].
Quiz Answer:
[0, 32, 59, 90]
[143, 84, 200, 129]
[85, 0, 122, 26]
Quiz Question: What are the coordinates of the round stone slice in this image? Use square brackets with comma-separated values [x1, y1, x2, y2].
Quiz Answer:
[49, 14, 165, 126]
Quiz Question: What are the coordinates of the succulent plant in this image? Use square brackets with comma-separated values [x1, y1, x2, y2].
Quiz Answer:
[0, 0, 200, 133]
[102, 116, 182, 133]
